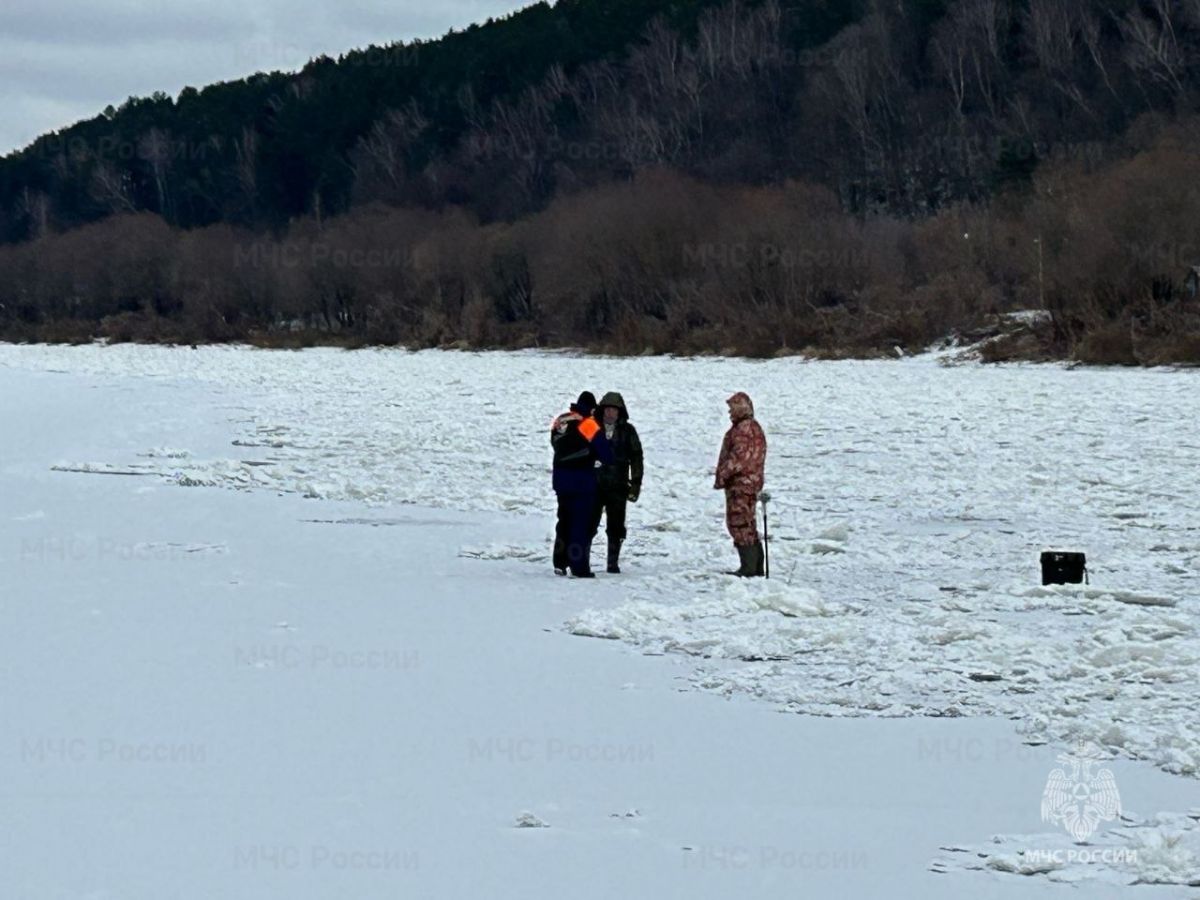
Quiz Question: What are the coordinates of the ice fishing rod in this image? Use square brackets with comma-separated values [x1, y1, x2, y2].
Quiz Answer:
[759, 491, 770, 579]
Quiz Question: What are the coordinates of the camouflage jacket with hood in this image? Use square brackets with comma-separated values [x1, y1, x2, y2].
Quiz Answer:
[715, 391, 766, 495]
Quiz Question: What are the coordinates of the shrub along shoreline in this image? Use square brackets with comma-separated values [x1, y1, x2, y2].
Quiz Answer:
[3, 124, 1199, 366]
[5, 318, 1197, 367]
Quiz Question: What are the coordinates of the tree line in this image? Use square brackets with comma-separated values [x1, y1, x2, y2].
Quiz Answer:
[1, 0, 1199, 361]
[3, 120, 1198, 363]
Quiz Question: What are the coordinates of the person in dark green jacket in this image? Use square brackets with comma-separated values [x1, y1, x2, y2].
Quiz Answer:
[590, 391, 644, 574]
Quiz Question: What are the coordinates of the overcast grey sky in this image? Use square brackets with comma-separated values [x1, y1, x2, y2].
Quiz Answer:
[1, 0, 527, 156]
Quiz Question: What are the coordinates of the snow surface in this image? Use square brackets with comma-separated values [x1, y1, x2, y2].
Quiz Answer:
[3, 343, 1199, 895]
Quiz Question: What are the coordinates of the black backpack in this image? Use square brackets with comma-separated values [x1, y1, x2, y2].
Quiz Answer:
[1041, 551, 1088, 585]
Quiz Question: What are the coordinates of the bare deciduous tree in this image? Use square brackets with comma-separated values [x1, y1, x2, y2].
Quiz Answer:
[18, 188, 52, 239]
[1120, 0, 1186, 95]
[934, 0, 1009, 121]
[233, 126, 259, 218]
[90, 162, 138, 214]
[1024, 0, 1095, 116]
[351, 101, 429, 204]
[138, 128, 173, 221]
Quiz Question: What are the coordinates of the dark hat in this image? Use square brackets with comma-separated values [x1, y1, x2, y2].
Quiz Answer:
[576, 391, 597, 416]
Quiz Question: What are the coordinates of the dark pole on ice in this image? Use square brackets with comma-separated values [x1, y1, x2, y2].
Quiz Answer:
[759, 491, 770, 579]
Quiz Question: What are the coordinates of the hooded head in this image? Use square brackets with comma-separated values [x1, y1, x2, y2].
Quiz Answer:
[575, 391, 597, 417]
[597, 391, 628, 423]
[726, 392, 754, 423]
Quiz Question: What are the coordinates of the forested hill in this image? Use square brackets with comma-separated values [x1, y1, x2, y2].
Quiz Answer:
[0, 0, 859, 237]
[2, 0, 1200, 363]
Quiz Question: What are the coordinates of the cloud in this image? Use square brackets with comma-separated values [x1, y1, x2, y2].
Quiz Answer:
[1, 0, 526, 155]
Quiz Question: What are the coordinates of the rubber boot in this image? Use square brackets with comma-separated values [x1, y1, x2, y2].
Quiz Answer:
[727, 543, 756, 577]
[607, 539, 622, 574]
[752, 541, 765, 577]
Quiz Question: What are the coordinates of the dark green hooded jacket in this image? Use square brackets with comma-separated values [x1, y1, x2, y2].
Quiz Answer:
[595, 392, 644, 494]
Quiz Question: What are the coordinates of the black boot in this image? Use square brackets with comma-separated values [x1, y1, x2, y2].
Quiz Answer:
[607, 539, 622, 574]
[727, 543, 756, 577]
[751, 541, 765, 577]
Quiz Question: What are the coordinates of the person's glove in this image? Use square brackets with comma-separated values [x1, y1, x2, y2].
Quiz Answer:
[628, 485, 640, 503]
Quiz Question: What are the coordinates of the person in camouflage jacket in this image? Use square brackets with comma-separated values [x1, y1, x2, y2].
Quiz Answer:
[714, 391, 766, 577]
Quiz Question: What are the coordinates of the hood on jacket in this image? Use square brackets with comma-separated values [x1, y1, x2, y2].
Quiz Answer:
[597, 391, 629, 422]
[726, 391, 755, 423]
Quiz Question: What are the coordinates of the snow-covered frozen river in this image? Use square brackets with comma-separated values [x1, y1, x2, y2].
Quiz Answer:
[3, 343, 1199, 893]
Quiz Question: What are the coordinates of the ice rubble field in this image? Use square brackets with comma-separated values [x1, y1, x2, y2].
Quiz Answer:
[3, 343, 1198, 785]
